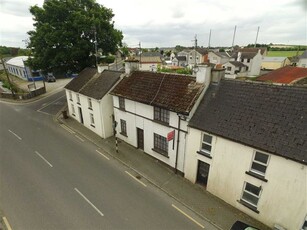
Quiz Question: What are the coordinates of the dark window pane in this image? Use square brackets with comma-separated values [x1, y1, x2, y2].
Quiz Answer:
[255, 152, 269, 164]
[242, 192, 259, 206]
[245, 183, 261, 196]
[251, 162, 266, 174]
[201, 143, 212, 152]
[203, 134, 212, 143]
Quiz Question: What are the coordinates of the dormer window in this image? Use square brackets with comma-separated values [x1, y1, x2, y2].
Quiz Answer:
[154, 107, 169, 124]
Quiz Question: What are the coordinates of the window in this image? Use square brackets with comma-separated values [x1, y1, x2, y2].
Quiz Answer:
[120, 119, 127, 136]
[189, 56, 192, 59]
[69, 91, 73, 101]
[227, 66, 232, 71]
[77, 94, 80, 104]
[90, 113, 95, 126]
[153, 133, 168, 156]
[247, 59, 250, 63]
[88, 98, 92, 110]
[200, 133, 212, 154]
[154, 107, 169, 124]
[71, 104, 75, 115]
[241, 182, 261, 209]
[119, 97, 125, 110]
[250, 151, 269, 176]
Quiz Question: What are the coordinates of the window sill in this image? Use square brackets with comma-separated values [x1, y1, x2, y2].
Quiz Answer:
[90, 124, 95, 128]
[120, 132, 128, 137]
[153, 119, 169, 126]
[72, 113, 75, 116]
[152, 148, 169, 158]
[197, 151, 212, 159]
[69, 99, 73, 102]
[246, 171, 268, 182]
[237, 199, 259, 214]
[118, 107, 126, 112]
[77, 102, 81, 105]
[88, 107, 93, 111]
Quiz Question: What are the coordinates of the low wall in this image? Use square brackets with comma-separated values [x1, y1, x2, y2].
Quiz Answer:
[0, 86, 46, 100]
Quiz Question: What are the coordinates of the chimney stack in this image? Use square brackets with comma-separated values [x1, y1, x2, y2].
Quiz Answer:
[195, 64, 211, 86]
[98, 64, 109, 73]
[125, 58, 139, 74]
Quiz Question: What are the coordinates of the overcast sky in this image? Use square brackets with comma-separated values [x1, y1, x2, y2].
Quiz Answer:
[1, 0, 306, 48]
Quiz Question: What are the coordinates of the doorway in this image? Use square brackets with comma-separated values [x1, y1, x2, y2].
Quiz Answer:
[196, 160, 210, 187]
[137, 128, 144, 150]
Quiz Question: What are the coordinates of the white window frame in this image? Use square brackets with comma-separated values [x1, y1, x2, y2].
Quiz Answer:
[71, 104, 75, 115]
[250, 151, 269, 177]
[200, 133, 212, 155]
[77, 94, 80, 104]
[90, 113, 95, 126]
[69, 91, 73, 101]
[241, 182, 261, 208]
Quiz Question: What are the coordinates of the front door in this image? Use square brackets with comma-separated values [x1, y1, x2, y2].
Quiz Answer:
[196, 160, 210, 187]
[137, 128, 144, 150]
[78, 107, 83, 124]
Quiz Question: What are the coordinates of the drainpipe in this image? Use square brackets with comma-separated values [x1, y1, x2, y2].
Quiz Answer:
[174, 115, 182, 174]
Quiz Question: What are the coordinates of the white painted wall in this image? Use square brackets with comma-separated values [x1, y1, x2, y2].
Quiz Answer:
[65, 89, 115, 139]
[113, 96, 189, 172]
[247, 52, 262, 76]
[139, 63, 159, 72]
[298, 58, 307, 68]
[184, 127, 307, 229]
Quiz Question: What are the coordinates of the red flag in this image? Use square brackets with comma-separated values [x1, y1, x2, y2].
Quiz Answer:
[167, 130, 175, 141]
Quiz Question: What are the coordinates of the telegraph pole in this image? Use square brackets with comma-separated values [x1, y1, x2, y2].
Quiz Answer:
[254, 26, 260, 47]
[1, 57, 15, 98]
[232, 25, 237, 50]
[139, 42, 142, 68]
[192, 35, 198, 66]
[208, 29, 211, 49]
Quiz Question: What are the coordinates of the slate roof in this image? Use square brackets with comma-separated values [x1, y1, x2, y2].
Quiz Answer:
[65, 68, 122, 100]
[231, 52, 258, 59]
[111, 71, 204, 115]
[257, 66, 307, 84]
[228, 61, 247, 67]
[189, 79, 307, 164]
[238, 47, 267, 55]
[135, 56, 162, 63]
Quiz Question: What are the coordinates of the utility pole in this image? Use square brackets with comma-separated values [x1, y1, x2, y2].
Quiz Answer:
[254, 26, 260, 47]
[232, 25, 237, 50]
[1, 57, 15, 98]
[139, 42, 142, 68]
[192, 34, 197, 67]
[208, 29, 211, 49]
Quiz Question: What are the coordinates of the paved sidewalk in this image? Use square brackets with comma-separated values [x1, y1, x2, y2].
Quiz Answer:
[57, 114, 270, 230]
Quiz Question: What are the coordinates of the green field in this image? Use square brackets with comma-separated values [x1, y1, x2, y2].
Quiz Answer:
[267, 50, 304, 57]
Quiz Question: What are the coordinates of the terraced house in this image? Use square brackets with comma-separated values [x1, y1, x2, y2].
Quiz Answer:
[110, 63, 217, 173]
[184, 79, 307, 229]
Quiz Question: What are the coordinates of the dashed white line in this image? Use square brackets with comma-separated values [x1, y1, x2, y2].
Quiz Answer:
[96, 150, 110, 160]
[74, 188, 104, 217]
[75, 135, 84, 142]
[60, 124, 75, 134]
[2, 217, 12, 230]
[172, 204, 205, 229]
[35, 151, 53, 168]
[125, 171, 147, 187]
[8, 129, 22, 140]
[37, 95, 65, 112]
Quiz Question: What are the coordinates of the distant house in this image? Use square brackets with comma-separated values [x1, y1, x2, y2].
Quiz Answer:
[110, 63, 216, 173]
[5, 56, 43, 81]
[297, 50, 307, 67]
[184, 79, 307, 230]
[261, 57, 290, 70]
[208, 51, 230, 65]
[171, 56, 187, 67]
[187, 48, 208, 67]
[64, 67, 123, 138]
[222, 61, 247, 78]
[135, 56, 162, 72]
[257, 66, 307, 84]
[230, 50, 263, 76]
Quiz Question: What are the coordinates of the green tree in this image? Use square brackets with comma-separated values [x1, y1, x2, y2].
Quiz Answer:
[27, 0, 123, 73]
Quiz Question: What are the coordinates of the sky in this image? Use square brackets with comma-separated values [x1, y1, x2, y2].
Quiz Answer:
[0, 0, 306, 48]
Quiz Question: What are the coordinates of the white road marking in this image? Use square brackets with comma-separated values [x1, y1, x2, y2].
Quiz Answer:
[96, 150, 110, 160]
[37, 95, 65, 112]
[75, 135, 84, 142]
[74, 188, 104, 217]
[60, 124, 75, 134]
[35, 151, 53, 168]
[125, 171, 147, 187]
[172, 204, 205, 229]
[3, 217, 13, 230]
[8, 129, 22, 140]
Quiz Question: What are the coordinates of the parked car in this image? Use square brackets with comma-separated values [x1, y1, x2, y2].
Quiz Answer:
[45, 73, 56, 82]
[230, 221, 259, 230]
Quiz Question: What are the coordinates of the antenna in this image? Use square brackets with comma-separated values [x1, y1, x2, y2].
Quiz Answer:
[254, 26, 260, 47]
[139, 42, 142, 68]
[232, 25, 236, 49]
[208, 29, 211, 49]
[192, 35, 198, 67]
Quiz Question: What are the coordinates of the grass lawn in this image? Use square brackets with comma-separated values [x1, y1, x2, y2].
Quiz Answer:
[267, 50, 304, 57]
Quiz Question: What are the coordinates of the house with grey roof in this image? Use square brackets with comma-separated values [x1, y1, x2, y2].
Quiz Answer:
[222, 61, 248, 78]
[184, 79, 307, 229]
[109, 62, 220, 173]
[208, 51, 230, 65]
[64, 67, 123, 138]
[187, 48, 209, 67]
